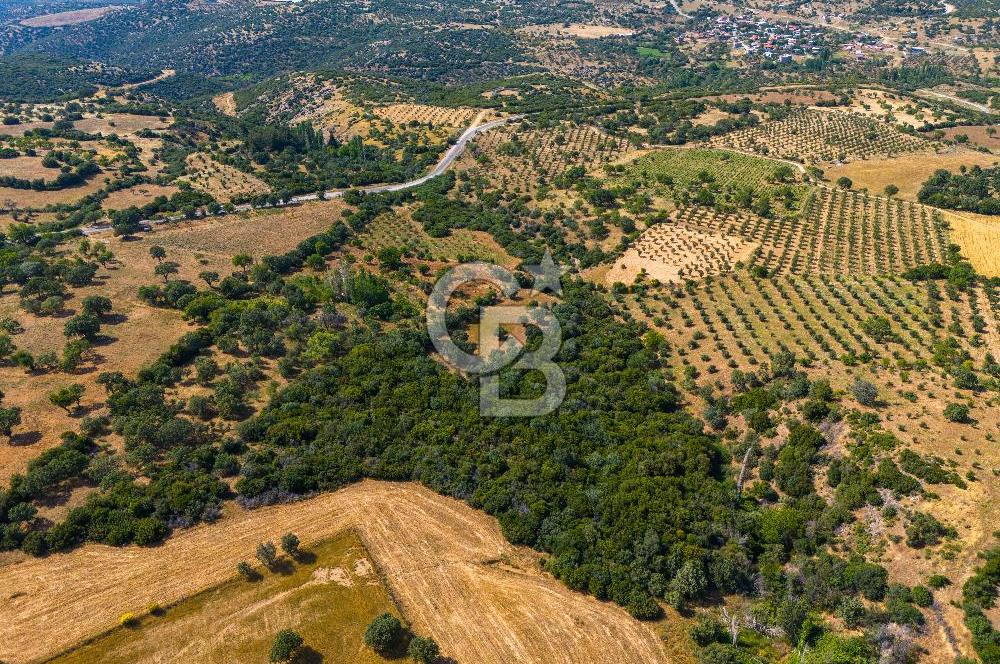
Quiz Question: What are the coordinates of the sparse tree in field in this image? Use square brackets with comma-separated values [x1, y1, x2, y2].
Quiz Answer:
[61, 339, 91, 372]
[943, 402, 971, 423]
[0, 333, 15, 363]
[0, 406, 21, 442]
[199, 270, 220, 288]
[232, 253, 253, 274]
[884, 184, 899, 197]
[48, 383, 85, 413]
[256, 540, 277, 568]
[194, 356, 219, 385]
[407, 636, 440, 663]
[269, 629, 303, 663]
[64, 313, 101, 340]
[836, 176, 853, 190]
[149, 245, 166, 263]
[81, 295, 113, 318]
[364, 613, 402, 655]
[280, 532, 300, 558]
[154, 261, 180, 283]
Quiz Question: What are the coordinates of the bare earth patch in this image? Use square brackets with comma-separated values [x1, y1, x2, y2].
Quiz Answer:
[19, 6, 119, 27]
[0, 481, 668, 664]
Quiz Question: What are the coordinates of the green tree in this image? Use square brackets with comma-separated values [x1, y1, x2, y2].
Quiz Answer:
[64, 313, 101, 340]
[884, 184, 899, 197]
[232, 253, 253, 273]
[81, 295, 113, 318]
[364, 613, 402, 655]
[149, 245, 166, 263]
[154, 261, 180, 283]
[836, 176, 853, 189]
[256, 541, 277, 568]
[0, 405, 21, 442]
[48, 383, 85, 413]
[407, 635, 440, 663]
[269, 629, 304, 663]
[280, 532, 300, 558]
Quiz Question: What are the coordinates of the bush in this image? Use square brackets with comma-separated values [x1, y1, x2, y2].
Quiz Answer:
[850, 379, 879, 407]
[943, 402, 971, 423]
[689, 615, 724, 647]
[911, 585, 933, 607]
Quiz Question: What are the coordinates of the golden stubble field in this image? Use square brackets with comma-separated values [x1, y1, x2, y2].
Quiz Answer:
[0, 481, 668, 664]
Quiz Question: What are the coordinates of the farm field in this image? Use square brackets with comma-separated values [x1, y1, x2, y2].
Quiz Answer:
[710, 108, 931, 163]
[823, 148, 1000, 201]
[180, 153, 270, 203]
[0, 481, 666, 664]
[49, 531, 396, 664]
[943, 209, 1000, 277]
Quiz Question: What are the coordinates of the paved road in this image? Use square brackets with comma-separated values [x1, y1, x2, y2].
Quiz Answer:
[82, 113, 522, 236]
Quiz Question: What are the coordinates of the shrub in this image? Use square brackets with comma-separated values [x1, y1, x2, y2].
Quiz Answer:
[943, 402, 971, 423]
[407, 635, 440, 663]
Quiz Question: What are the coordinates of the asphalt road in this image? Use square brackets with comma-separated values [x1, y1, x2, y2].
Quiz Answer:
[82, 114, 522, 236]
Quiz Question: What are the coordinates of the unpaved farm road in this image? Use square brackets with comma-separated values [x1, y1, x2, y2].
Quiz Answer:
[81, 113, 521, 237]
[0, 481, 667, 664]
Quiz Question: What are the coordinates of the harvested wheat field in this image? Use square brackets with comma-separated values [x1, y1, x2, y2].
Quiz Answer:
[0, 481, 667, 664]
[943, 209, 1000, 277]
[823, 148, 999, 200]
[0, 156, 57, 181]
[49, 531, 396, 664]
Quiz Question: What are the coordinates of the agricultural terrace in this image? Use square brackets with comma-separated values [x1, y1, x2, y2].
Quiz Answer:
[710, 108, 931, 164]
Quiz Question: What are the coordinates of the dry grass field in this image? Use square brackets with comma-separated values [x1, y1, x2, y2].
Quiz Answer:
[49, 531, 397, 664]
[0, 156, 58, 181]
[939, 125, 1000, 149]
[0, 481, 667, 664]
[0, 179, 108, 209]
[824, 148, 999, 201]
[73, 114, 169, 137]
[372, 103, 479, 128]
[518, 23, 636, 38]
[19, 6, 119, 27]
[100, 183, 180, 211]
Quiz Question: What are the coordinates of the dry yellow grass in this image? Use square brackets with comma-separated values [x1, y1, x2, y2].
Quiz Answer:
[518, 23, 636, 38]
[1, 481, 668, 664]
[73, 114, 169, 137]
[211, 92, 237, 117]
[100, 183, 180, 211]
[823, 148, 999, 201]
[0, 156, 57, 181]
[942, 209, 1000, 277]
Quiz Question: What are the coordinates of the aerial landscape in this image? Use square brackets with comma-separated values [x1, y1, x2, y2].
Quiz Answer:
[0, 0, 998, 662]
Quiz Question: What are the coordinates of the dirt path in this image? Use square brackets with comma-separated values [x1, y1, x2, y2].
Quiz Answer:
[0, 481, 668, 664]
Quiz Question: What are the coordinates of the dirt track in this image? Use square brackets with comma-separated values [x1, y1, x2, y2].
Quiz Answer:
[0, 481, 668, 664]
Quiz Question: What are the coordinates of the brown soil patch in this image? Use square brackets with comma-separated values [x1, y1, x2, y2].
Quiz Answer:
[19, 6, 119, 27]
[0, 122, 53, 138]
[0, 179, 107, 209]
[518, 23, 636, 38]
[0, 481, 668, 664]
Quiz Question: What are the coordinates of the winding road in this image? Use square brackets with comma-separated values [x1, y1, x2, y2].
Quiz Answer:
[81, 113, 522, 236]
